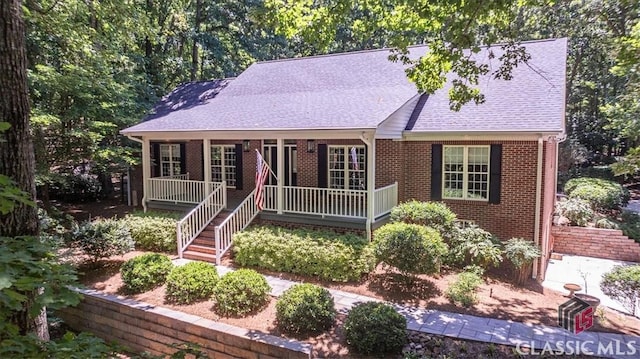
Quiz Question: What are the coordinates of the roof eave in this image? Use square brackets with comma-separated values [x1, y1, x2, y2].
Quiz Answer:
[402, 129, 565, 141]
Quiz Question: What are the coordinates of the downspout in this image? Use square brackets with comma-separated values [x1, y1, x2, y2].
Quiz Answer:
[359, 132, 375, 240]
[532, 136, 543, 279]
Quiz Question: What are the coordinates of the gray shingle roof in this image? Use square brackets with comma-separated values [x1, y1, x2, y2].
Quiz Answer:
[408, 38, 567, 133]
[123, 48, 422, 133]
[122, 38, 566, 135]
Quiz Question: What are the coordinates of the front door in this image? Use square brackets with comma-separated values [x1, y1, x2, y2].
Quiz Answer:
[263, 140, 297, 186]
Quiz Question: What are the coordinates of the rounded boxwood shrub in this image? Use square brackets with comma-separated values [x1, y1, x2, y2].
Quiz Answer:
[564, 177, 630, 211]
[344, 302, 406, 355]
[276, 283, 336, 334]
[390, 200, 456, 234]
[72, 218, 134, 263]
[123, 215, 177, 253]
[213, 269, 271, 317]
[120, 253, 173, 293]
[373, 222, 448, 276]
[165, 262, 219, 304]
[600, 265, 640, 314]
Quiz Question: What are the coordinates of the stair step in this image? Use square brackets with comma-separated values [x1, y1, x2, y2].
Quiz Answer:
[199, 230, 215, 239]
[550, 252, 563, 260]
[186, 244, 216, 255]
[192, 238, 214, 246]
[182, 250, 217, 263]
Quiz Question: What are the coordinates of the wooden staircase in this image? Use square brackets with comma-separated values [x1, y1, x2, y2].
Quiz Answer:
[182, 210, 231, 263]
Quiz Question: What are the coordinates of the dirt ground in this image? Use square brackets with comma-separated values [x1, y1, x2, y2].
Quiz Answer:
[63, 199, 640, 358]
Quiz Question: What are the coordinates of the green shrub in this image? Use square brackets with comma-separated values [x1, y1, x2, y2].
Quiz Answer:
[213, 269, 271, 316]
[447, 225, 503, 269]
[123, 215, 177, 252]
[344, 302, 406, 355]
[233, 226, 376, 282]
[165, 262, 219, 304]
[600, 265, 640, 314]
[276, 284, 336, 334]
[373, 222, 448, 276]
[120, 253, 173, 293]
[445, 271, 483, 307]
[564, 177, 630, 211]
[504, 238, 541, 286]
[555, 197, 594, 226]
[72, 218, 134, 262]
[619, 211, 640, 242]
[391, 200, 457, 233]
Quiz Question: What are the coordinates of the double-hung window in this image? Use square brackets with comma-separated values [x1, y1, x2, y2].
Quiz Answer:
[159, 144, 182, 177]
[328, 145, 366, 190]
[443, 145, 489, 200]
[211, 145, 236, 187]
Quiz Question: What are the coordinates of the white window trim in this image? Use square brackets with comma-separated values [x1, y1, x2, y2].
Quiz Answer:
[328, 145, 366, 190]
[210, 145, 236, 188]
[159, 143, 181, 177]
[442, 145, 490, 202]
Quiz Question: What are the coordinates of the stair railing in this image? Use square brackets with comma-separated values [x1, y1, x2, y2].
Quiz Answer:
[214, 189, 258, 264]
[177, 181, 226, 258]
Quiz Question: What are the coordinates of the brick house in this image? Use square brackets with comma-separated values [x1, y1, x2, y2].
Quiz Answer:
[121, 38, 567, 279]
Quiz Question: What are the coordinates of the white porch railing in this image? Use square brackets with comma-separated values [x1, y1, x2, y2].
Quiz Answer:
[154, 173, 190, 180]
[147, 178, 216, 204]
[374, 182, 398, 218]
[215, 189, 259, 264]
[264, 185, 367, 218]
[177, 181, 226, 257]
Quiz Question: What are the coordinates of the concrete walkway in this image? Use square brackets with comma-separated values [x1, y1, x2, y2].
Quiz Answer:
[173, 259, 640, 358]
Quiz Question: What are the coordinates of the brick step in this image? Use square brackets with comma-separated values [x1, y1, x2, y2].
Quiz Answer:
[186, 244, 216, 255]
[199, 230, 215, 239]
[550, 252, 563, 260]
[182, 250, 216, 263]
[192, 238, 214, 246]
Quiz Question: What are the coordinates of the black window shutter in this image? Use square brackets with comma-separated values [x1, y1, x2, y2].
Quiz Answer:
[179, 143, 186, 175]
[152, 143, 160, 177]
[431, 144, 442, 200]
[489, 144, 502, 204]
[318, 144, 328, 188]
[235, 144, 243, 190]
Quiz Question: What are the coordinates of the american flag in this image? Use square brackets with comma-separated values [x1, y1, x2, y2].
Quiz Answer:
[350, 146, 359, 171]
[255, 150, 270, 211]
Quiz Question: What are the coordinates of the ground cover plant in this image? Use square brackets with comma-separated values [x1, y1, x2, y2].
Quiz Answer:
[233, 226, 376, 282]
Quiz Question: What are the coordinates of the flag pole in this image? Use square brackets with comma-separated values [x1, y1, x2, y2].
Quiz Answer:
[255, 149, 278, 180]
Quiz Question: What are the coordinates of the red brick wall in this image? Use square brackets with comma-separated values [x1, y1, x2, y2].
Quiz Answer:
[551, 226, 640, 262]
[185, 140, 203, 181]
[398, 141, 540, 242]
[59, 289, 310, 359]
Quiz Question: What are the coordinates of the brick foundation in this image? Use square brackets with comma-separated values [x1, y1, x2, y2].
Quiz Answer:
[58, 289, 310, 359]
[551, 226, 640, 262]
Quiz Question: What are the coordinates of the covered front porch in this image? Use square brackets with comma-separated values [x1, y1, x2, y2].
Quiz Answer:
[130, 130, 399, 263]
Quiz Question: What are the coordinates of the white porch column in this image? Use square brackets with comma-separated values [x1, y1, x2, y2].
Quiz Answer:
[141, 137, 151, 212]
[361, 132, 375, 239]
[203, 139, 211, 185]
[277, 138, 284, 214]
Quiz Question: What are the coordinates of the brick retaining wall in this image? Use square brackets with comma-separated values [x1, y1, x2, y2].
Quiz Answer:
[58, 289, 311, 359]
[551, 226, 640, 262]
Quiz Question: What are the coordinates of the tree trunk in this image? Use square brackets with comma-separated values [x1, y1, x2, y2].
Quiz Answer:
[0, 0, 48, 341]
[190, 0, 202, 81]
